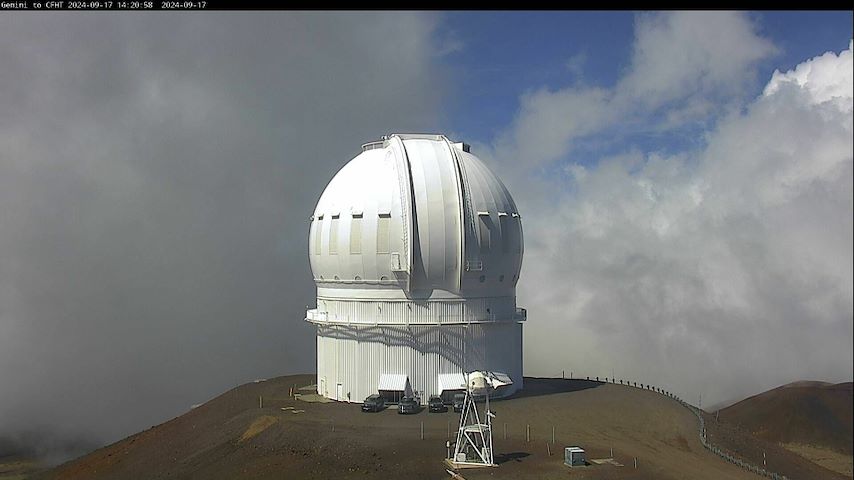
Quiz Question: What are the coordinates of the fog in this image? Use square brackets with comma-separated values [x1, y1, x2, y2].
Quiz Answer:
[0, 12, 446, 460]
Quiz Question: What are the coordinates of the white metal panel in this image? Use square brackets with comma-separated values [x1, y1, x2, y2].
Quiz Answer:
[490, 372, 513, 386]
[311, 148, 405, 288]
[438, 373, 466, 393]
[404, 138, 462, 294]
[457, 150, 523, 295]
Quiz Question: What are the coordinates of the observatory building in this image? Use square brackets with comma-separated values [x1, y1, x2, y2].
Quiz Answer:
[305, 134, 525, 405]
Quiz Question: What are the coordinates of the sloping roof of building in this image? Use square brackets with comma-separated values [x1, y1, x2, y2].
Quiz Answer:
[438, 373, 466, 392]
[378, 374, 410, 392]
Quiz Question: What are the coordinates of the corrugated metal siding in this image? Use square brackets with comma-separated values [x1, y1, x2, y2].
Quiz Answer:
[315, 323, 522, 405]
[314, 297, 517, 325]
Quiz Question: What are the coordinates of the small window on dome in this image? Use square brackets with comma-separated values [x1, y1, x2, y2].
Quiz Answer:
[334, 275, 340, 281]
[380, 275, 388, 281]
[314, 218, 323, 255]
[478, 214, 492, 253]
[377, 213, 391, 254]
[500, 215, 513, 253]
[329, 217, 339, 255]
[354, 275, 362, 281]
[350, 216, 362, 254]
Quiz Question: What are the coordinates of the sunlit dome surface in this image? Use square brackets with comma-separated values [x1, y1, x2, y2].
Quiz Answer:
[308, 133, 523, 300]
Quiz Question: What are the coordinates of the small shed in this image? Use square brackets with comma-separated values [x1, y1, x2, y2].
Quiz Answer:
[377, 374, 412, 404]
[564, 447, 586, 467]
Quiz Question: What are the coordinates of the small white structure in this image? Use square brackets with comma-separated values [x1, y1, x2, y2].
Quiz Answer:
[452, 371, 513, 467]
[565, 447, 586, 467]
[306, 134, 526, 405]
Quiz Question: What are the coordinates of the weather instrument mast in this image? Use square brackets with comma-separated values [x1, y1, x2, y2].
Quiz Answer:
[451, 371, 512, 467]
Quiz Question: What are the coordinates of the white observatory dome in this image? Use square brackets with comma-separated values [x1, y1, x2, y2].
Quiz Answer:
[306, 134, 526, 404]
[308, 133, 523, 301]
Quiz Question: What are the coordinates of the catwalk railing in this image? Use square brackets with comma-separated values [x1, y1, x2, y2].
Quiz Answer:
[305, 307, 527, 324]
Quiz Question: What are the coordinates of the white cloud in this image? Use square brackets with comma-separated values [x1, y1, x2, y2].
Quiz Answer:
[491, 12, 777, 170]
[497, 15, 853, 406]
[620, 11, 777, 109]
[504, 86, 614, 166]
[764, 39, 853, 107]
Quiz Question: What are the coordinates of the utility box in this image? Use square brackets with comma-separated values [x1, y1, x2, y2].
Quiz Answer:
[564, 447, 586, 467]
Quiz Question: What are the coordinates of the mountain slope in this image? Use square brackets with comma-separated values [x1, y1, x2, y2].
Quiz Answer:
[32, 375, 839, 480]
[720, 381, 852, 454]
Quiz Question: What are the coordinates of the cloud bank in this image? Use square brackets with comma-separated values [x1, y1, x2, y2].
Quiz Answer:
[491, 15, 852, 407]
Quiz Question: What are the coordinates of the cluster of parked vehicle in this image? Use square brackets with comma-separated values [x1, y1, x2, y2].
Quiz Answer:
[361, 392, 467, 414]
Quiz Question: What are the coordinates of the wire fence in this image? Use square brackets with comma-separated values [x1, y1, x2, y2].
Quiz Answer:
[568, 374, 790, 480]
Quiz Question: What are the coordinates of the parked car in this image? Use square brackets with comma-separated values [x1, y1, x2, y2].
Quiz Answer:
[428, 395, 447, 413]
[361, 394, 385, 412]
[453, 393, 466, 412]
[397, 396, 420, 414]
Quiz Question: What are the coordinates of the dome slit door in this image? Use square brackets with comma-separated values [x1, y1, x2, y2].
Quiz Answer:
[387, 136, 415, 291]
[447, 138, 476, 286]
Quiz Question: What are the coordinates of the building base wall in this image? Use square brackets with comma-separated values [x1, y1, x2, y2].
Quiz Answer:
[315, 322, 523, 404]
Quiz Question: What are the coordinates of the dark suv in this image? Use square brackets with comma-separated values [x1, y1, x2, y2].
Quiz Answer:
[361, 394, 385, 412]
[428, 395, 447, 413]
[397, 396, 420, 414]
[453, 393, 466, 412]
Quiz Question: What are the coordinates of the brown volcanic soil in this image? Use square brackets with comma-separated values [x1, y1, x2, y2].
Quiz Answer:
[718, 381, 853, 454]
[0, 455, 42, 480]
[32, 375, 823, 480]
[703, 409, 849, 480]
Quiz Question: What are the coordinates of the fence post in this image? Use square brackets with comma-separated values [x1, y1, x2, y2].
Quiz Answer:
[526, 424, 530, 443]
